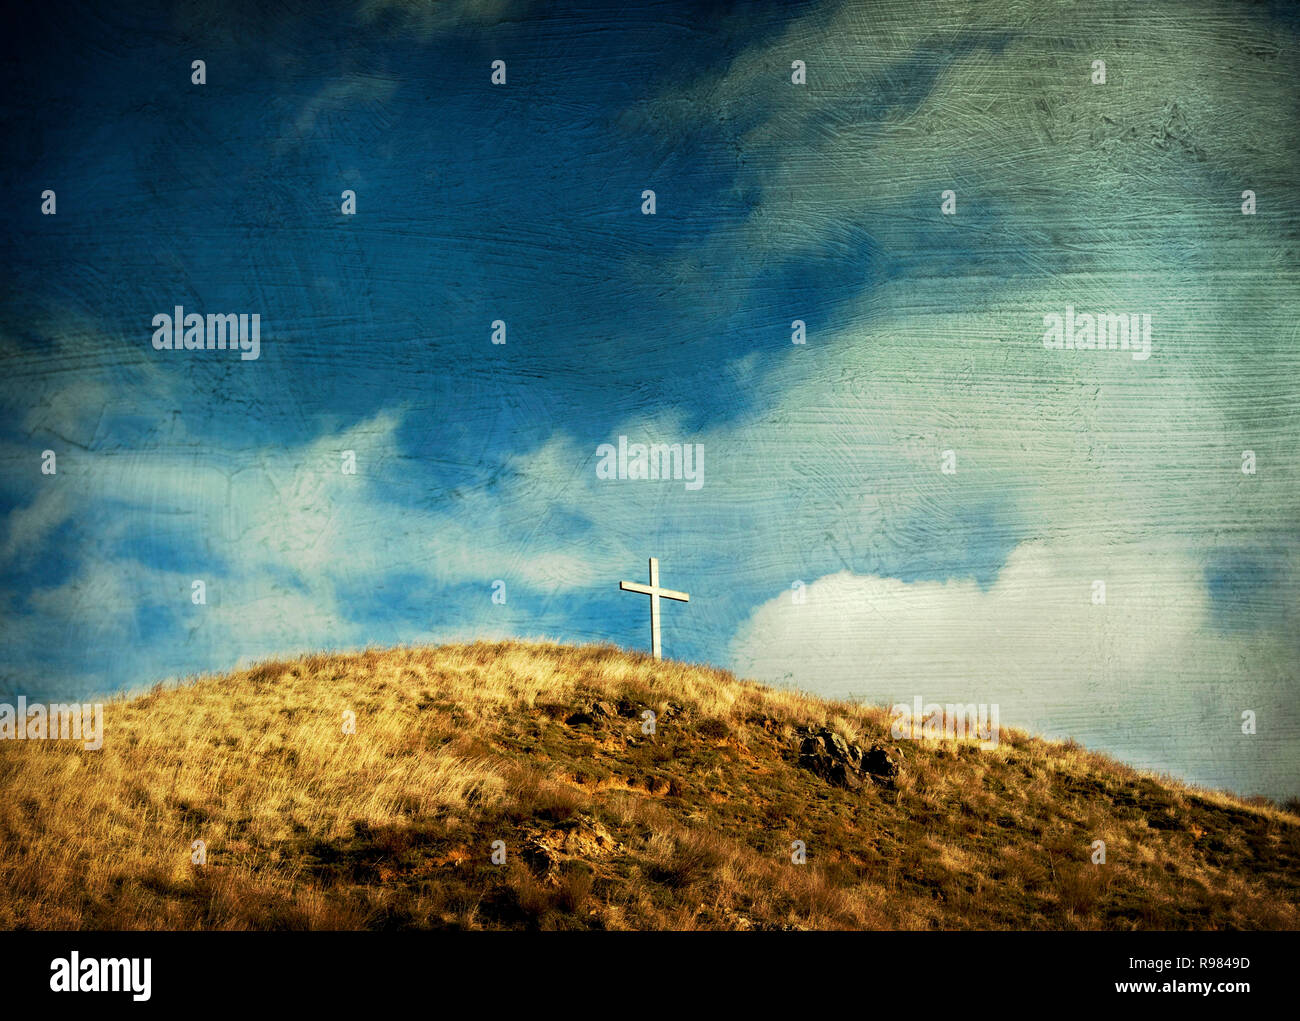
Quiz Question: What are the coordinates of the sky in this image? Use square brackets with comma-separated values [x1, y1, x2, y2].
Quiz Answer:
[1, 0, 1297, 799]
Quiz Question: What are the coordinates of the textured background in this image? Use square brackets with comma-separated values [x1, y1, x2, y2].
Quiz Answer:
[1, 0, 1297, 798]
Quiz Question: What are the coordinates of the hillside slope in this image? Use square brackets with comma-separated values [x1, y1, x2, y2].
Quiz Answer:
[2, 641, 1297, 930]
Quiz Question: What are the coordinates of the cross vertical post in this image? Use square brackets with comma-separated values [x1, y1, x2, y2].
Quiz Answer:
[648, 556, 661, 659]
[619, 557, 690, 660]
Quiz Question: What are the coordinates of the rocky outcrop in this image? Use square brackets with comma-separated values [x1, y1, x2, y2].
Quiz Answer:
[522, 814, 624, 878]
[564, 697, 681, 728]
[796, 725, 900, 790]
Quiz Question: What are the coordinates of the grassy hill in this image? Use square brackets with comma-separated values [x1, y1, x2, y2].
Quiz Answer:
[2, 641, 1298, 930]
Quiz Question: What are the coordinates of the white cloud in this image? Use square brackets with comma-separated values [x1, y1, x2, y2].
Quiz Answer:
[1, 403, 632, 696]
[731, 537, 1300, 796]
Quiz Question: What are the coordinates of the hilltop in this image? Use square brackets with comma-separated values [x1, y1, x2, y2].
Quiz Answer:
[2, 641, 1297, 930]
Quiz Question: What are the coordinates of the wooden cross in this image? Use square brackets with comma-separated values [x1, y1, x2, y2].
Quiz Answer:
[619, 557, 689, 660]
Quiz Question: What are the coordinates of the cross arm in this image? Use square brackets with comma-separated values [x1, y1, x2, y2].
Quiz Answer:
[619, 580, 690, 602]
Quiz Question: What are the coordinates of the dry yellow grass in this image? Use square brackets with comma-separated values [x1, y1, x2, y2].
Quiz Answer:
[1, 640, 1297, 930]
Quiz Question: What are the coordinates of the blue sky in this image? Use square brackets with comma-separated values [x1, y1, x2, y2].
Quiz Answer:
[2, 0, 1298, 799]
